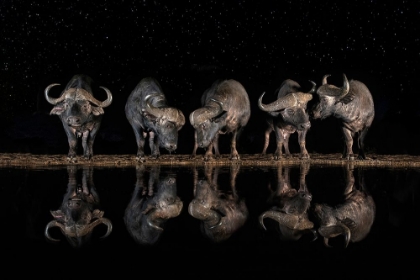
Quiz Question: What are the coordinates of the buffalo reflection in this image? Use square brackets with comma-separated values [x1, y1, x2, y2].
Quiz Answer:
[188, 164, 249, 243]
[313, 163, 376, 248]
[124, 165, 183, 246]
[44, 166, 112, 248]
[259, 162, 316, 241]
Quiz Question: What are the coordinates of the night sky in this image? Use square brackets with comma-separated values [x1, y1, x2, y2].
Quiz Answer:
[1, 0, 420, 156]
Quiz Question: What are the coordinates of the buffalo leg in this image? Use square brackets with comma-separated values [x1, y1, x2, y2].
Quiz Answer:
[273, 126, 284, 160]
[85, 122, 100, 160]
[149, 131, 160, 159]
[229, 130, 240, 160]
[81, 130, 91, 160]
[130, 122, 147, 162]
[342, 127, 354, 160]
[65, 128, 78, 162]
[297, 129, 310, 159]
[204, 142, 215, 161]
[213, 133, 220, 158]
[262, 119, 274, 155]
[190, 131, 199, 159]
[283, 134, 292, 158]
[357, 127, 370, 159]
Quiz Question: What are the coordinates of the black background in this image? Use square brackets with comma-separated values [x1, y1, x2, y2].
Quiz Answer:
[2, 0, 419, 156]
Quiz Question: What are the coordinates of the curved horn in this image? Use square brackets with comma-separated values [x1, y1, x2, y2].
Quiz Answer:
[82, 217, 113, 239]
[258, 92, 297, 112]
[260, 210, 314, 230]
[83, 87, 113, 108]
[317, 74, 348, 97]
[294, 92, 313, 104]
[44, 220, 65, 242]
[146, 216, 164, 231]
[188, 201, 221, 227]
[318, 224, 351, 248]
[144, 93, 165, 117]
[45, 83, 66, 105]
[322, 74, 331, 85]
[189, 98, 223, 126]
[145, 95, 186, 128]
[259, 210, 296, 230]
[341, 74, 350, 96]
[308, 80, 316, 93]
[98, 86, 113, 107]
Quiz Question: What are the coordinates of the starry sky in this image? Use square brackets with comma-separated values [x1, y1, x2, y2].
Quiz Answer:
[1, 0, 420, 156]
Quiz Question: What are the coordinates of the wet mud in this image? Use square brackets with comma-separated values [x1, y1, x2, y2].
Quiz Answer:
[1, 153, 419, 168]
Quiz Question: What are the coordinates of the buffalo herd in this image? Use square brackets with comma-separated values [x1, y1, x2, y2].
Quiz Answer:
[45, 73, 375, 162]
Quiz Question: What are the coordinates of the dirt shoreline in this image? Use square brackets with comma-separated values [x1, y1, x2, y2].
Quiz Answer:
[1, 152, 420, 168]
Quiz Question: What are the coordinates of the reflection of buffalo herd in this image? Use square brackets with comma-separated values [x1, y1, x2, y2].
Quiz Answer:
[45, 73, 374, 162]
[45, 163, 375, 249]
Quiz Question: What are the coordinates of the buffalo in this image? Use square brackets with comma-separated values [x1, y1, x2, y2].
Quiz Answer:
[189, 79, 251, 161]
[44, 166, 112, 248]
[125, 77, 185, 162]
[188, 165, 249, 243]
[124, 165, 183, 246]
[259, 79, 315, 159]
[311, 74, 375, 160]
[45, 74, 113, 162]
[313, 163, 376, 248]
[259, 162, 316, 241]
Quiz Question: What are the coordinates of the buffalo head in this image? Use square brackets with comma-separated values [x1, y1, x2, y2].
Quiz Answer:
[143, 93, 185, 152]
[311, 74, 350, 120]
[258, 81, 315, 130]
[124, 165, 183, 246]
[189, 98, 225, 149]
[188, 165, 248, 242]
[313, 164, 376, 248]
[259, 163, 316, 241]
[44, 166, 112, 248]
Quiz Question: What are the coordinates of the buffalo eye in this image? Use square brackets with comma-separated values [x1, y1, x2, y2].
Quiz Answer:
[286, 108, 295, 115]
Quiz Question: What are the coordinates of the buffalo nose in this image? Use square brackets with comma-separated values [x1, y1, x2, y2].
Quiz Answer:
[300, 122, 311, 129]
[299, 192, 312, 201]
[67, 116, 81, 125]
[168, 144, 177, 151]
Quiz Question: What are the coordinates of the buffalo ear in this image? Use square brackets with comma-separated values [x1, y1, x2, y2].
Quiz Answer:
[142, 204, 156, 215]
[91, 106, 104, 116]
[50, 210, 64, 218]
[142, 111, 157, 122]
[92, 209, 104, 218]
[212, 111, 227, 123]
[50, 106, 65, 115]
[339, 217, 357, 230]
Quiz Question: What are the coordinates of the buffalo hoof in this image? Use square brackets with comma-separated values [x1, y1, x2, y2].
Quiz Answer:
[67, 156, 77, 163]
[359, 156, 372, 160]
[136, 156, 146, 163]
[273, 155, 282, 160]
[344, 154, 355, 160]
[203, 155, 214, 161]
[83, 155, 92, 161]
[300, 154, 310, 159]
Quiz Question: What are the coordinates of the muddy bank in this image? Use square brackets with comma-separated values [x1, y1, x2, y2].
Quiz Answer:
[1, 153, 420, 168]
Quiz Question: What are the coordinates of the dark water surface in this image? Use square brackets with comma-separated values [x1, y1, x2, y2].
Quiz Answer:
[1, 164, 417, 278]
